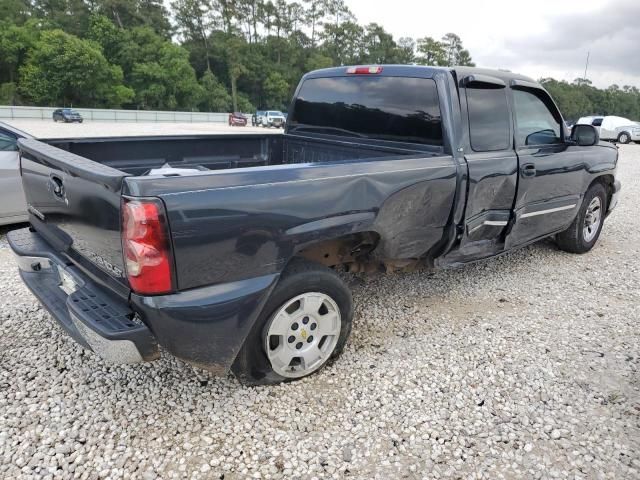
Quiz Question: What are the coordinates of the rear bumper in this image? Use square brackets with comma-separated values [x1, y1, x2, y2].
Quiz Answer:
[131, 274, 278, 375]
[9, 227, 279, 374]
[8, 228, 159, 363]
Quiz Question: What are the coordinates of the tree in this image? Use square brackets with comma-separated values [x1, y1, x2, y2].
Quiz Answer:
[303, 0, 326, 47]
[361, 23, 399, 64]
[396, 37, 416, 64]
[263, 71, 289, 109]
[125, 27, 203, 110]
[440, 32, 475, 66]
[171, 0, 215, 69]
[0, 0, 32, 25]
[199, 68, 232, 111]
[321, 21, 363, 65]
[0, 20, 39, 85]
[30, 0, 92, 37]
[92, 0, 172, 37]
[416, 36, 446, 66]
[19, 29, 134, 107]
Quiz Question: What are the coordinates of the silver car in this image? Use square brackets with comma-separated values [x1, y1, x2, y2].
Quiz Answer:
[0, 123, 29, 226]
[577, 115, 640, 144]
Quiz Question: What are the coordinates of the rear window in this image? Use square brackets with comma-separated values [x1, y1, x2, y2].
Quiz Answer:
[290, 76, 443, 145]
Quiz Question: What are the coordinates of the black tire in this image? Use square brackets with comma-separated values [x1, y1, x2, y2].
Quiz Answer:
[556, 182, 607, 254]
[617, 132, 631, 144]
[232, 259, 353, 385]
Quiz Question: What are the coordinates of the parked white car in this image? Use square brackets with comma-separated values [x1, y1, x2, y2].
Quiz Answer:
[0, 122, 29, 226]
[576, 115, 640, 144]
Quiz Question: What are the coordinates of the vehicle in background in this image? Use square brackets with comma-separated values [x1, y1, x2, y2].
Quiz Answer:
[564, 121, 574, 136]
[53, 109, 83, 123]
[9, 65, 620, 385]
[0, 122, 29, 226]
[253, 110, 265, 126]
[263, 111, 286, 128]
[577, 115, 640, 144]
[228, 112, 248, 127]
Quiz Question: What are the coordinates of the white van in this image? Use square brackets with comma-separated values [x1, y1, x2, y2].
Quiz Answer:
[576, 115, 640, 144]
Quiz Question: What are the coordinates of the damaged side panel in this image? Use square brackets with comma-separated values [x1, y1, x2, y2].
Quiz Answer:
[148, 154, 459, 291]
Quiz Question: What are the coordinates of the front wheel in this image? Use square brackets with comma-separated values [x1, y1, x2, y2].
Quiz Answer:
[232, 259, 353, 385]
[556, 182, 607, 254]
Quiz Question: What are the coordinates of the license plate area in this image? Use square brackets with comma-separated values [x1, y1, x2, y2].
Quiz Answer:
[57, 265, 78, 295]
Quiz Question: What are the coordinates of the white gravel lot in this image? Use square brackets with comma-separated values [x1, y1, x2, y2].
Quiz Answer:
[1, 119, 281, 138]
[0, 146, 639, 480]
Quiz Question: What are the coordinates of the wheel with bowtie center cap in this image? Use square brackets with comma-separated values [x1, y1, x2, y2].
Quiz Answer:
[232, 259, 353, 385]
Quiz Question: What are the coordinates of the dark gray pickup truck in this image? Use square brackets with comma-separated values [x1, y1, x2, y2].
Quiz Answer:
[9, 65, 620, 384]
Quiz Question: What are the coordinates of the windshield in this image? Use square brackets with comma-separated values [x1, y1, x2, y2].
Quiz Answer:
[290, 76, 443, 145]
[268, 111, 283, 116]
[63, 109, 79, 114]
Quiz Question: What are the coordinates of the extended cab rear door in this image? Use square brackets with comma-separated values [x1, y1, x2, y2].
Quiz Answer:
[457, 74, 518, 247]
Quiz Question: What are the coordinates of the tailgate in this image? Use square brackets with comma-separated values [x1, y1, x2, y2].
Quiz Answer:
[18, 138, 130, 294]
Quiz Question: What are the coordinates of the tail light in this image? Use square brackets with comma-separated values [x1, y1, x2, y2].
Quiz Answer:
[121, 197, 174, 295]
[346, 66, 383, 74]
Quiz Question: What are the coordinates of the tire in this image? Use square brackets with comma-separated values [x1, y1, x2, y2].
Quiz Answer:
[232, 259, 353, 385]
[556, 182, 607, 254]
[617, 132, 631, 144]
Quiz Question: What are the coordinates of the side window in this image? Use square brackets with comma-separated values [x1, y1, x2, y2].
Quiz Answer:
[466, 84, 510, 151]
[512, 88, 562, 146]
[591, 118, 603, 127]
[0, 130, 18, 152]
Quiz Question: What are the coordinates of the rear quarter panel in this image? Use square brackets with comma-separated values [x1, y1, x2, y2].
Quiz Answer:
[126, 155, 458, 290]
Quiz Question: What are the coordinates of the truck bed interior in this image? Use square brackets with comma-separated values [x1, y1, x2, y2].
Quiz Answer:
[45, 134, 437, 176]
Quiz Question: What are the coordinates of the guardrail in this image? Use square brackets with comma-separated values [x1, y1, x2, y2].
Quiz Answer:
[0, 106, 230, 123]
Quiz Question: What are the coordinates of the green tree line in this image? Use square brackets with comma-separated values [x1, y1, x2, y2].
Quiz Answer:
[1, 0, 639, 120]
[0, 0, 475, 111]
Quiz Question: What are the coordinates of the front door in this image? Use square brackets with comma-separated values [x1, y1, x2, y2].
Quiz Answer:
[506, 84, 585, 248]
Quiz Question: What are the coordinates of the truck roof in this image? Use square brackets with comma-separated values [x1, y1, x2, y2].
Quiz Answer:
[303, 64, 538, 86]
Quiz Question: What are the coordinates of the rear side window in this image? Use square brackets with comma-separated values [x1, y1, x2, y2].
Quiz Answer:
[466, 84, 510, 151]
[291, 76, 442, 145]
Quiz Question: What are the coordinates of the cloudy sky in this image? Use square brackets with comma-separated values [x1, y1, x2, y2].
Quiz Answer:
[347, 0, 639, 88]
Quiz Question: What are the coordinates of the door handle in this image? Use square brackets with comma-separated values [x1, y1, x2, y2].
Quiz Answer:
[49, 175, 65, 198]
[521, 163, 536, 178]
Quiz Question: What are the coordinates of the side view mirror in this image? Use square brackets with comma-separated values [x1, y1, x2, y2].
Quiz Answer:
[571, 124, 599, 146]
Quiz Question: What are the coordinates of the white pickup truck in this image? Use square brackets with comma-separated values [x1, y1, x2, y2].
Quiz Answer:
[260, 110, 286, 128]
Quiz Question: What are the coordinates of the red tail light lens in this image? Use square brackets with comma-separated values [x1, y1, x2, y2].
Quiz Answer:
[121, 198, 174, 295]
[346, 66, 383, 74]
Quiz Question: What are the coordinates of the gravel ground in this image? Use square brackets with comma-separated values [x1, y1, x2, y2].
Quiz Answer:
[1, 146, 639, 480]
[1, 119, 281, 138]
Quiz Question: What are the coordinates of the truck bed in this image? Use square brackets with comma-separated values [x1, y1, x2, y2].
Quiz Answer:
[19, 132, 454, 295]
[45, 133, 431, 176]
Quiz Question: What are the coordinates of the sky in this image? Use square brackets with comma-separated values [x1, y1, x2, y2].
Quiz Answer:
[347, 0, 640, 88]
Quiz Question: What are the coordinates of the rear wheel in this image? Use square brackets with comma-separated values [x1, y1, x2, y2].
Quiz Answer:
[556, 182, 607, 253]
[232, 259, 353, 385]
